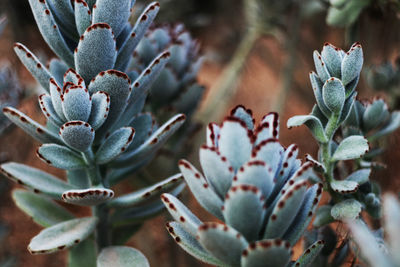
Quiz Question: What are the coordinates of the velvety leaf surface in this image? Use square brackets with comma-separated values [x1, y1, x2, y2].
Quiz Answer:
[331, 199, 362, 220]
[241, 239, 292, 267]
[287, 115, 328, 143]
[92, 0, 131, 37]
[88, 91, 110, 130]
[330, 179, 359, 194]
[294, 240, 325, 267]
[331, 135, 369, 161]
[74, 0, 92, 36]
[13, 189, 74, 227]
[60, 121, 94, 152]
[37, 144, 86, 169]
[97, 246, 149, 267]
[28, 217, 98, 254]
[62, 188, 114, 206]
[341, 43, 363, 85]
[322, 77, 345, 114]
[1, 162, 76, 199]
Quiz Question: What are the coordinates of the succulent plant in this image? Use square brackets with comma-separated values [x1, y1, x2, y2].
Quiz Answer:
[0, 0, 195, 265]
[288, 42, 378, 222]
[131, 23, 204, 118]
[348, 194, 400, 267]
[162, 105, 324, 266]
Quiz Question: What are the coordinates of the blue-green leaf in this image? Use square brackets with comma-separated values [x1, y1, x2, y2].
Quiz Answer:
[241, 239, 292, 267]
[60, 121, 95, 152]
[96, 127, 135, 164]
[287, 115, 328, 143]
[293, 240, 325, 267]
[341, 43, 363, 85]
[331, 135, 369, 161]
[322, 77, 345, 114]
[92, 0, 131, 37]
[37, 144, 86, 170]
[331, 199, 362, 220]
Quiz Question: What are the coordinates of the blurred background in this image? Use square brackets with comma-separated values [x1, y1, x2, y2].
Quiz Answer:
[0, 0, 400, 266]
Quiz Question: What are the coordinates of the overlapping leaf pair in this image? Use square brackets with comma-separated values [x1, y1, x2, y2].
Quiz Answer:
[162, 105, 323, 266]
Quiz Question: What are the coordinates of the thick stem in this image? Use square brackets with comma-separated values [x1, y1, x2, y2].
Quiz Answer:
[197, 27, 260, 123]
[93, 204, 110, 250]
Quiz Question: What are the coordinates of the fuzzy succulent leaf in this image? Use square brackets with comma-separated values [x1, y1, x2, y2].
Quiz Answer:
[88, 91, 110, 130]
[2, 106, 62, 144]
[28, 217, 98, 254]
[97, 246, 149, 267]
[62, 86, 91, 121]
[1, 162, 76, 199]
[219, 118, 252, 170]
[331, 199, 362, 220]
[62, 188, 114, 206]
[49, 59, 68, 86]
[88, 70, 131, 137]
[313, 51, 330, 82]
[197, 222, 248, 266]
[75, 23, 117, 83]
[178, 160, 224, 220]
[95, 127, 135, 164]
[323, 78, 345, 114]
[59, 121, 95, 152]
[241, 239, 292, 267]
[346, 168, 371, 185]
[330, 179, 359, 194]
[223, 185, 266, 241]
[165, 222, 226, 266]
[74, 0, 92, 36]
[199, 146, 235, 198]
[264, 180, 308, 239]
[92, 0, 131, 37]
[161, 193, 202, 236]
[12, 189, 74, 227]
[321, 43, 342, 78]
[341, 43, 363, 86]
[294, 240, 325, 267]
[14, 43, 53, 92]
[370, 112, 400, 140]
[49, 78, 66, 120]
[68, 239, 97, 267]
[37, 144, 86, 169]
[116, 2, 160, 70]
[331, 135, 369, 161]
[108, 174, 183, 208]
[283, 183, 323, 245]
[287, 115, 328, 143]
[39, 94, 63, 126]
[127, 113, 153, 150]
[310, 72, 331, 118]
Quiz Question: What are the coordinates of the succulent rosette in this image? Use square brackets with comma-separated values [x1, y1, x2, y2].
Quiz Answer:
[162, 105, 323, 266]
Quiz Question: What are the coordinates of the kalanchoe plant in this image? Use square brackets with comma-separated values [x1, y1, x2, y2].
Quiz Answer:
[348, 194, 400, 267]
[162, 105, 324, 267]
[131, 23, 204, 118]
[0, 0, 194, 266]
[288, 42, 375, 222]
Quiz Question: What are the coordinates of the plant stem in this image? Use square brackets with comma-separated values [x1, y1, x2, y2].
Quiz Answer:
[198, 27, 260, 123]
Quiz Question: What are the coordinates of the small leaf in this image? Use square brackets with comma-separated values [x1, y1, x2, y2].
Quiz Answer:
[37, 144, 86, 170]
[60, 121, 95, 152]
[116, 2, 160, 70]
[254, 112, 280, 144]
[346, 169, 371, 185]
[13, 189, 74, 227]
[310, 72, 331, 118]
[95, 127, 135, 164]
[305, 154, 326, 173]
[3, 106, 62, 145]
[165, 222, 225, 266]
[14, 43, 53, 92]
[62, 188, 114, 206]
[313, 51, 330, 82]
[28, 217, 98, 254]
[109, 174, 183, 208]
[294, 240, 325, 267]
[331, 135, 369, 161]
[321, 42, 342, 78]
[287, 115, 328, 143]
[38, 94, 63, 126]
[178, 160, 224, 220]
[161, 193, 202, 236]
[62, 85, 91, 122]
[251, 139, 284, 177]
[223, 185, 265, 241]
[97, 246, 149, 267]
[322, 77, 345, 114]
[330, 179, 359, 194]
[370, 111, 400, 140]
[49, 78, 66, 121]
[75, 23, 117, 83]
[197, 222, 248, 266]
[241, 239, 292, 267]
[331, 199, 362, 220]
[1, 162, 76, 199]
[218, 117, 253, 170]
[230, 105, 254, 130]
[27, 0, 74, 66]
[74, 0, 92, 36]
[341, 43, 363, 85]
[88, 91, 110, 130]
